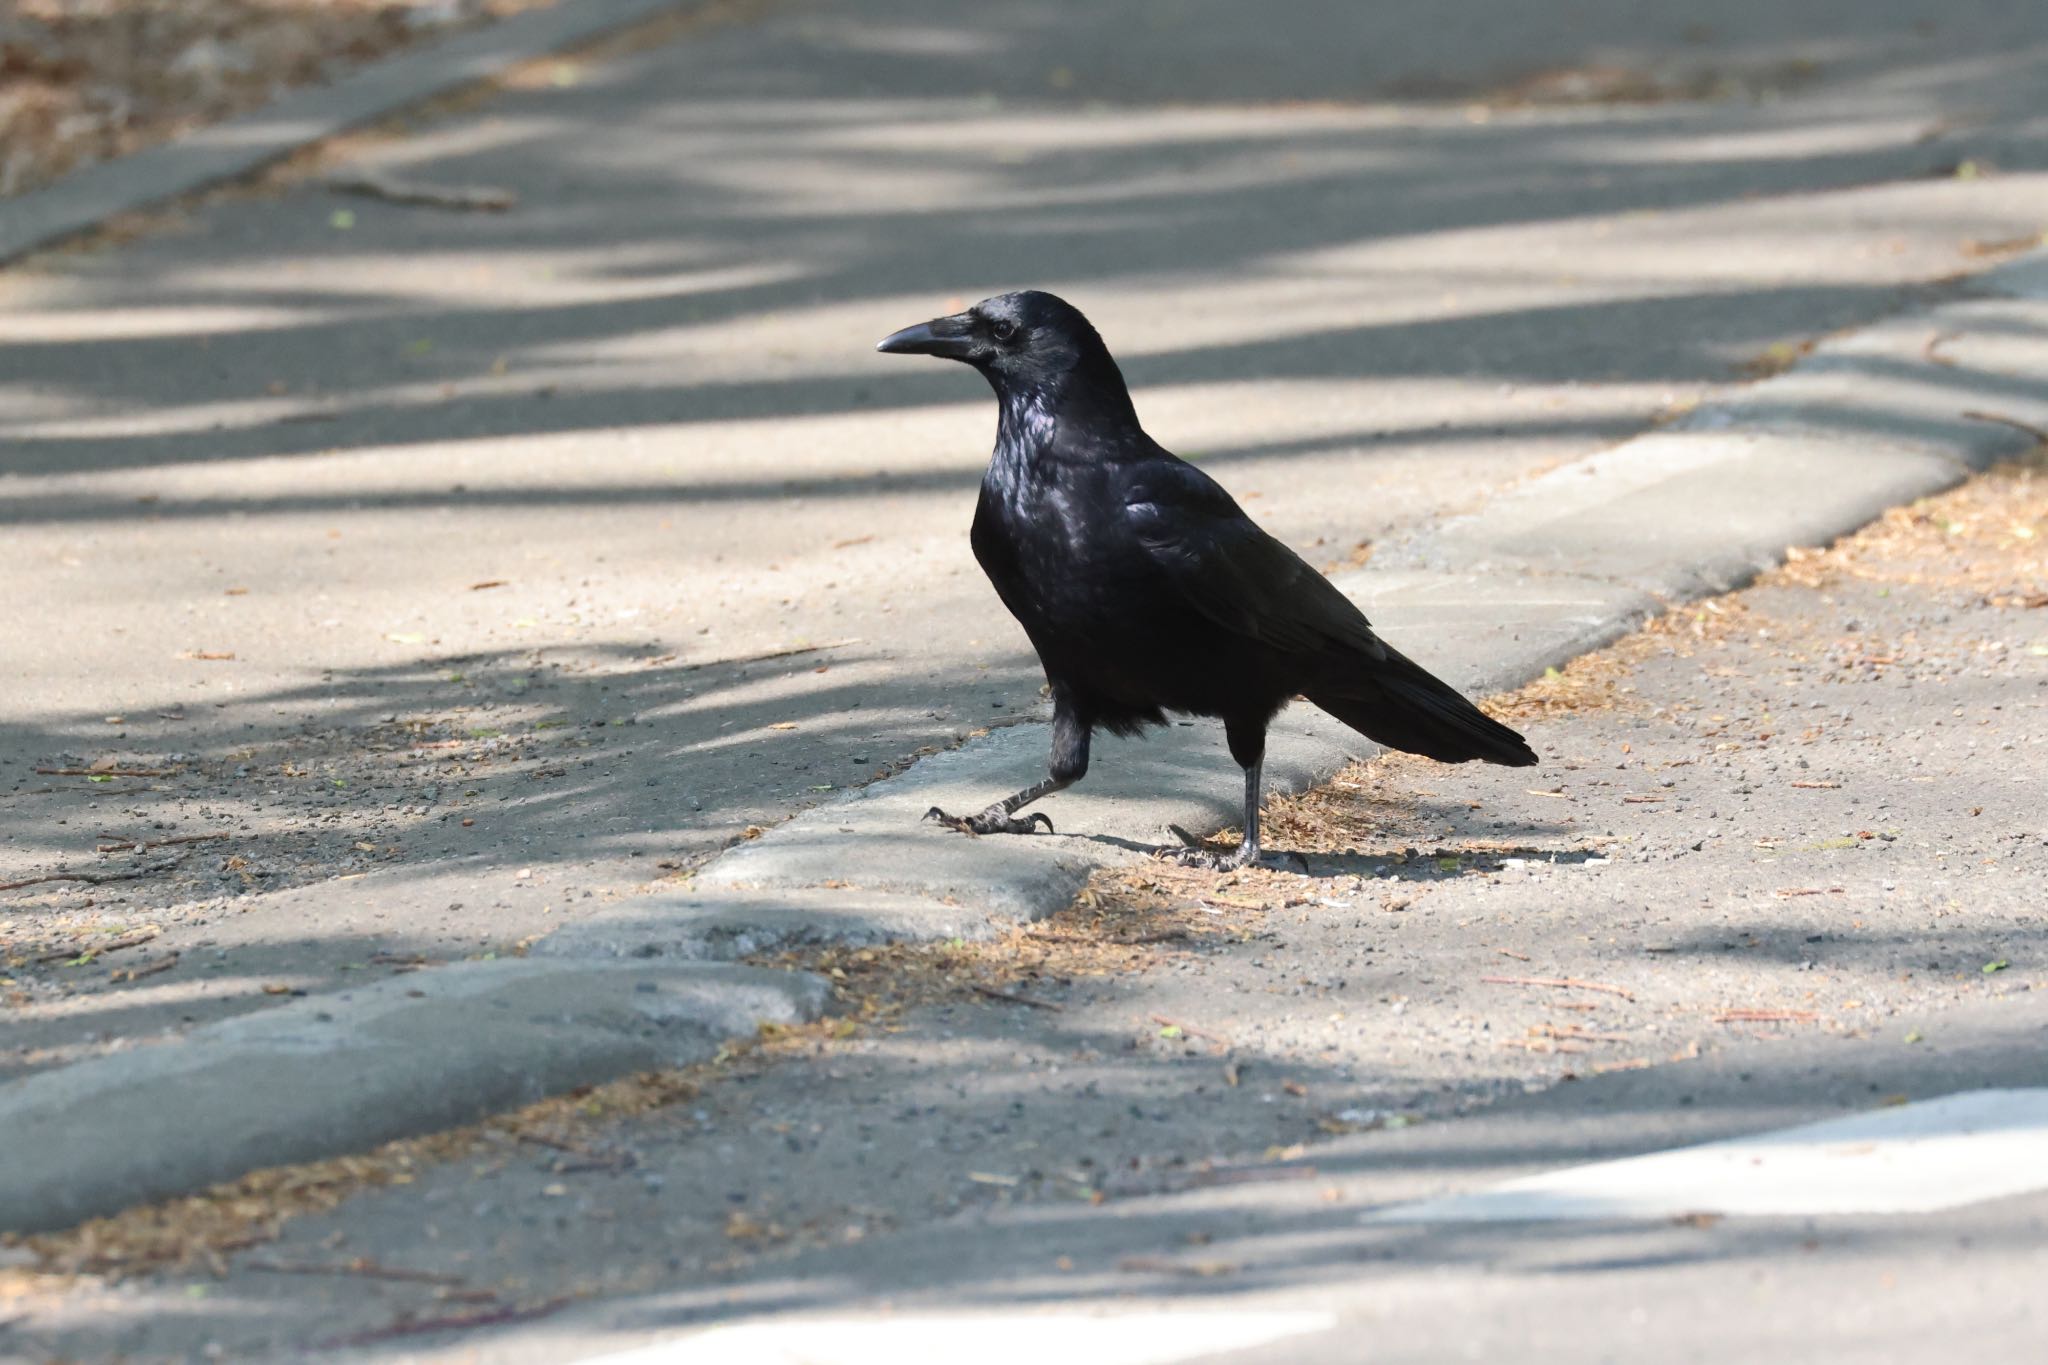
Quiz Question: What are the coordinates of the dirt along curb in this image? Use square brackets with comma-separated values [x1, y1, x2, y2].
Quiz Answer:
[0, 0, 732, 267]
[5, 248, 2044, 1237]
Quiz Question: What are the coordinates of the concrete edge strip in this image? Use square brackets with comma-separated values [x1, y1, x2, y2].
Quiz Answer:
[0, 0, 700, 266]
[0, 959, 829, 1234]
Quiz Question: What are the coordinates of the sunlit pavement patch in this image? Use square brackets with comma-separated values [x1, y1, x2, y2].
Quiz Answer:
[1367, 1089, 2048, 1223]
[573, 1311, 1337, 1365]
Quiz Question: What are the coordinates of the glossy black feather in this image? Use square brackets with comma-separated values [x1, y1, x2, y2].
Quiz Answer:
[877, 290, 1534, 868]
[949, 292, 1535, 767]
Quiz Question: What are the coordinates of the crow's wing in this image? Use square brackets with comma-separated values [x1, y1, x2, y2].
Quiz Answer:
[1120, 454, 1388, 661]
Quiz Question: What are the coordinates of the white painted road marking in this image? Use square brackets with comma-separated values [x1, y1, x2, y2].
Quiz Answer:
[572, 1311, 1337, 1365]
[1367, 1088, 2048, 1222]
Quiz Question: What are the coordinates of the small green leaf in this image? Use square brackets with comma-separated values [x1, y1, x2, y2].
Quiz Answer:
[329, 209, 356, 230]
[1903, 1030, 1924, 1044]
[88, 774, 114, 783]
[1157, 1024, 1183, 1039]
[1982, 960, 2010, 974]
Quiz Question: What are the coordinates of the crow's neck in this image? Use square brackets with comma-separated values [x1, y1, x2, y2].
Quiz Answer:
[989, 372, 1140, 491]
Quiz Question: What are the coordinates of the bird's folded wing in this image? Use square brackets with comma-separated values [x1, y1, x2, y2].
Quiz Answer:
[1123, 459, 1387, 660]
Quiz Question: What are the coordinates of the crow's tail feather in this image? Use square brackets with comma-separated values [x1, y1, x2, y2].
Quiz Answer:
[1308, 650, 1537, 768]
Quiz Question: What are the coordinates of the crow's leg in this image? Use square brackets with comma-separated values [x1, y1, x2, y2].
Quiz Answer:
[1158, 759, 1264, 870]
[1158, 717, 1268, 870]
[926, 695, 1089, 837]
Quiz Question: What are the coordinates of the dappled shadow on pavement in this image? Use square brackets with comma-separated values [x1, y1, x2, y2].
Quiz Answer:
[3, 3, 2048, 1323]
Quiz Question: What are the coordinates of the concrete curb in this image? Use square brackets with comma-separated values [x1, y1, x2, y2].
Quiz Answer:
[0, 0, 703, 266]
[0, 960, 826, 1234]
[3, 224, 2039, 1232]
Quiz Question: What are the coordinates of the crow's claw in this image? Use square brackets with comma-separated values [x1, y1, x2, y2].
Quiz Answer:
[924, 806, 1054, 837]
[1152, 838, 1260, 872]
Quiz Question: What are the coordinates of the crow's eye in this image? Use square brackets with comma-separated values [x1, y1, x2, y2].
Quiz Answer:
[991, 319, 1017, 342]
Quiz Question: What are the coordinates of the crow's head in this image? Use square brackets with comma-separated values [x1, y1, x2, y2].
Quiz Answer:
[877, 290, 1108, 393]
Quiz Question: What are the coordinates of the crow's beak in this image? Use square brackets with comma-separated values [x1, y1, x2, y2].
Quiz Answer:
[876, 313, 977, 360]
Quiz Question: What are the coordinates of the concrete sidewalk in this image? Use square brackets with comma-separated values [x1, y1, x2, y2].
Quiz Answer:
[4, 0, 2048, 1239]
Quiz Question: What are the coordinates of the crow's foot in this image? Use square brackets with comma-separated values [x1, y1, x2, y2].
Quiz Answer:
[1154, 825, 1259, 871]
[924, 805, 1055, 837]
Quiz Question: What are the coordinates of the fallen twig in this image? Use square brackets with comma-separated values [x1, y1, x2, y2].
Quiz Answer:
[1501, 1037, 1589, 1054]
[1533, 1023, 1634, 1044]
[3, 859, 181, 893]
[970, 983, 1063, 1011]
[1495, 948, 1532, 962]
[34, 927, 159, 963]
[96, 831, 229, 853]
[1029, 927, 1190, 946]
[110, 952, 180, 984]
[681, 638, 862, 672]
[1788, 780, 1841, 790]
[1116, 1255, 1238, 1277]
[515, 1132, 589, 1156]
[329, 172, 518, 212]
[1713, 1008, 1819, 1024]
[1482, 974, 1635, 1001]
[244, 1256, 472, 1287]
[1591, 1056, 1656, 1074]
[34, 767, 171, 778]
[316, 1295, 571, 1348]
[1105, 1163, 1320, 1199]
[1962, 410, 2048, 444]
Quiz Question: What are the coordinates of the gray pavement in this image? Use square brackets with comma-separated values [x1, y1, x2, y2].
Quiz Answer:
[3, 0, 2048, 1353]
[11, 434, 2043, 1361]
[6, 0, 2048, 1093]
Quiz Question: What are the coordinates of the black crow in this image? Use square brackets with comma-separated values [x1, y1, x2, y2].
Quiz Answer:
[877, 290, 1536, 869]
